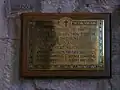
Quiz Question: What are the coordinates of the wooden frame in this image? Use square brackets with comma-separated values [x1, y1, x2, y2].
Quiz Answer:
[20, 13, 111, 78]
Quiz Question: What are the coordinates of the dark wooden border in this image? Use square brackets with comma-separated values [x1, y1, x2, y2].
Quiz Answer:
[20, 13, 111, 78]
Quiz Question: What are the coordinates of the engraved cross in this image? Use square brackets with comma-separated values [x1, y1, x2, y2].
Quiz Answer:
[64, 20, 68, 27]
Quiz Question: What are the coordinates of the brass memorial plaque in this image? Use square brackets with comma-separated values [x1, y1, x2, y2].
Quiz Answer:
[20, 13, 111, 78]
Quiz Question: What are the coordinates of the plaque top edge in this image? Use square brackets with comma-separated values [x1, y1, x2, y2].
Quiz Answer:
[21, 12, 111, 16]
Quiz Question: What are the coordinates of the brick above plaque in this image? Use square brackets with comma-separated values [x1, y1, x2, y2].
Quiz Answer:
[20, 13, 111, 78]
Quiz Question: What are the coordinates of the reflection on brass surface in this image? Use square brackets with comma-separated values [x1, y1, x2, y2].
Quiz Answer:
[28, 17, 104, 70]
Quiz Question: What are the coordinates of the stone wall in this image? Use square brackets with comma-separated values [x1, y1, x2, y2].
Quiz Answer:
[0, 0, 120, 90]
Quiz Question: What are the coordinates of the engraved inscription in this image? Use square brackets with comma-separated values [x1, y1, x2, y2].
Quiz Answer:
[28, 17, 104, 70]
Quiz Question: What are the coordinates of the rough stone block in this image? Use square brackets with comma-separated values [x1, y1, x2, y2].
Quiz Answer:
[112, 55, 120, 75]
[0, 39, 11, 89]
[112, 42, 120, 56]
[5, 40, 20, 84]
[0, 39, 20, 89]
[0, 0, 8, 38]
[110, 75, 120, 90]
[34, 79, 98, 90]
[0, 40, 7, 73]
[97, 80, 111, 90]
[42, 0, 76, 13]
[7, 18, 21, 40]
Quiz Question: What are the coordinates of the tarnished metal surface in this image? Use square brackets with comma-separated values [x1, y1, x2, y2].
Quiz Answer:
[26, 18, 104, 70]
[0, 0, 120, 90]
